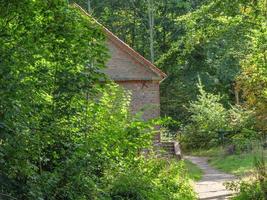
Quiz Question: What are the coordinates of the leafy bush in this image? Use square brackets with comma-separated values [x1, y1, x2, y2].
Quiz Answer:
[0, 82, 150, 199]
[228, 105, 255, 130]
[226, 155, 267, 200]
[228, 180, 266, 200]
[181, 81, 257, 150]
[181, 82, 228, 149]
[106, 159, 196, 200]
[230, 129, 259, 153]
[227, 106, 257, 153]
[0, 82, 196, 199]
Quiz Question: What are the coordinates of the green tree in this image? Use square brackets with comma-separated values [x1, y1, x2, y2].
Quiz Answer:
[157, 0, 266, 126]
[181, 82, 228, 149]
[0, 0, 108, 198]
[72, 0, 204, 62]
[237, 17, 267, 129]
[181, 81, 256, 150]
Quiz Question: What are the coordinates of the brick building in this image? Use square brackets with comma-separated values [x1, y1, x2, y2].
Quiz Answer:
[105, 28, 166, 116]
[74, 4, 181, 158]
[103, 24, 167, 143]
[75, 5, 182, 158]
[75, 4, 166, 141]
[75, 4, 166, 123]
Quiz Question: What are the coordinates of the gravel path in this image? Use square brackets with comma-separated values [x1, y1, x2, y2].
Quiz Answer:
[185, 156, 237, 200]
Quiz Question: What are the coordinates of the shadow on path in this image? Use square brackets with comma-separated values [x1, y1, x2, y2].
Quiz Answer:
[185, 156, 237, 200]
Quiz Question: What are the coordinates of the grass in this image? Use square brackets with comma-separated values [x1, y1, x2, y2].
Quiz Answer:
[209, 150, 267, 176]
[189, 147, 221, 157]
[188, 146, 267, 176]
[184, 159, 203, 181]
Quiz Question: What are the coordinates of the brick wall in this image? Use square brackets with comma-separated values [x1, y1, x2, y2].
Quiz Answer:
[116, 80, 161, 142]
[105, 38, 162, 142]
[105, 40, 161, 81]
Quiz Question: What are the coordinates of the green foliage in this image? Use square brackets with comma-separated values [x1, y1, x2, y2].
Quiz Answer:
[181, 82, 228, 149]
[157, 0, 267, 126]
[1, 81, 196, 199]
[228, 106, 256, 131]
[181, 81, 258, 150]
[231, 129, 259, 153]
[0, 1, 197, 199]
[228, 181, 265, 200]
[189, 145, 266, 177]
[180, 76, 262, 150]
[210, 151, 266, 176]
[0, 77, 156, 199]
[226, 154, 267, 199]
[237, 22, 267, 129]
[106, 159, 196, 200]
[72, 0, 204, 61]
[228, 106, 258, 152]
[0, 0, 108, 198]
[189, 147, 222, 157]
[188, 82, 228, 132]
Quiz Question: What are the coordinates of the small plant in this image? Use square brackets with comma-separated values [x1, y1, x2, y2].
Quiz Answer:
[226, 153, 267, 200]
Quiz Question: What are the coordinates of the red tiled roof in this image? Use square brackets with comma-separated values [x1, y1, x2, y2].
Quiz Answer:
[73, 3, 167, 81]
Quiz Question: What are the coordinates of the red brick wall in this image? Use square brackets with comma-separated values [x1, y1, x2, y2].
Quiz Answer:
[105, 40, 161, 81]
[116, 80, 160, 120]
[116, 80, 161, 142]
[105, 38, 163, 143]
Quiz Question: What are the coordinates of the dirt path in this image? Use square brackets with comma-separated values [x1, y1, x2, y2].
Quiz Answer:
[185, 156, 237, 200]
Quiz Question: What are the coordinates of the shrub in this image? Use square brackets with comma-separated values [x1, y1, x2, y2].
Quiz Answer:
[106, 159, 197, 200]
[180, 81, 257, 151]
[0, 83, 196, 199]
[0, 1, 110, 198]
[226, 155, 267, 200]
[227, 181, 266, 200]
[181, 82, 228, 149]
[228, 105, 255, 131]
[227, 105, 258, 153]
[230, 129, 259, 153]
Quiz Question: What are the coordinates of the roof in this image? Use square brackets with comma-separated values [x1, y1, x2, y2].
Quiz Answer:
[73, 3, 167, 82]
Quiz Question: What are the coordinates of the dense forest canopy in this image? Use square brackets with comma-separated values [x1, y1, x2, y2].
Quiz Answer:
[158, 0, 267, 128]
[72, 0, 206, 61]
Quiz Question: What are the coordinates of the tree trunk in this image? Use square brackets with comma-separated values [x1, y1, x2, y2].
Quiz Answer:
[148, 0, 155, 63]
[87, 0, 92, 13]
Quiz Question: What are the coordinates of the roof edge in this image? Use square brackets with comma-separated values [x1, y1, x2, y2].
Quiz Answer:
[72, 3, 167, 81]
